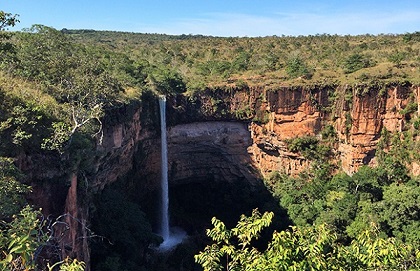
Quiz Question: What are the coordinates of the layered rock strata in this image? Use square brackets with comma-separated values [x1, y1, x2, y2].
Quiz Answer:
[20, 83, 419, 270]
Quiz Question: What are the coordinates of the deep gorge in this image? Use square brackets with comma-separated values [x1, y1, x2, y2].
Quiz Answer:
[1, 23, 420, 270]
[20, 82, 420, 270]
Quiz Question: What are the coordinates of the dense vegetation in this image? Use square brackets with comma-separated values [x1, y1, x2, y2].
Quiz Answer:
[195, 209, 419, 270]
[1, 9, 420, 270]
[270, 129, 420, 245]
[64, 29, 420, 88]
[195, 128, 420, 270]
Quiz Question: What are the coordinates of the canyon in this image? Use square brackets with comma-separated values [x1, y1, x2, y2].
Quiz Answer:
[22, 82, 420, 269]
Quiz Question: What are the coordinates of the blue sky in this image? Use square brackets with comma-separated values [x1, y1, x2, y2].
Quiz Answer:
[2, 0, 420, 36]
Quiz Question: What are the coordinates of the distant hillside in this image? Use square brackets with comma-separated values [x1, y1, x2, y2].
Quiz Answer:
[63, 29, 420, 89]
[1, 26, 419, 157]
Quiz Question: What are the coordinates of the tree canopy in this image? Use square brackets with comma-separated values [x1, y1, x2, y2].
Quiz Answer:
[195, 209, 419, 271]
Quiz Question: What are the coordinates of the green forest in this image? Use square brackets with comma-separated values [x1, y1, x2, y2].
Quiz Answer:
[1, 10, 420, 270]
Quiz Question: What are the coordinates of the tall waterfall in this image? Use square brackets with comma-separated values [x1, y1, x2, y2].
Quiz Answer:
[158, 96, 186, 250]
[159, 96, 170, 241]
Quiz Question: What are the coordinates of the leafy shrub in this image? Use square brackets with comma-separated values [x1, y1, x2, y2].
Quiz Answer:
[403, 31, 420, 42]
[287, 136, 318, 153]
[388, 50, 407, 68]
[286, 136, 331, 160]
[0, 206, 41, 270]
[285, 56, 312, 79]
[235, 79, 248, 89]
[0, 206, 86, 271]
[321, 124, 337, 140]
[343, 53, 376, 73]
[0, 157, 29, 219]
[400, 102, 418, 116]
[413, 118, 420, 130]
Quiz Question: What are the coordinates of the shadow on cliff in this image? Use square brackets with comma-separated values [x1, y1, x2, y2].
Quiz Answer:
[90, 91, 293, 270]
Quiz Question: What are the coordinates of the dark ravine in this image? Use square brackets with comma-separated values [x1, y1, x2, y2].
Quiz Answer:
[21, 83, 420, 269]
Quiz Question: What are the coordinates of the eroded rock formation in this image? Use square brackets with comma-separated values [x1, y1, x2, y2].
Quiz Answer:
[166, 84, 419, 177]
[21, 83, 419, 269]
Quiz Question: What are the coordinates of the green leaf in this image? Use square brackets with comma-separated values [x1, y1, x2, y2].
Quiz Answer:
[9, 244, 24, 254]
[5, 253, 13, 263]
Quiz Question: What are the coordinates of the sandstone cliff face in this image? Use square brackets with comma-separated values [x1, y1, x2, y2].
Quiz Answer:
[335, 85, 416, 174]
[22, 83, 419, 269]
[94, 101, 159, 192]
[167, 121, 259, 184]
[59, 173, 90, 267]
[263, 84, 417, 175]
[248, 86, 328, 176]
[256, 84, 418, 175]
[168, 83, 419, 177]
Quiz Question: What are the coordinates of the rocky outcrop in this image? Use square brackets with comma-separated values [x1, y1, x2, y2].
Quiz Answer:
[260, 84, 418, 175]
[93, 101, 158, 191]
[22, 83, 419, 269]
[335, 85, 415, 174]
[249, 86, 328, 176]
[168, 83, 419, 177]
[59, 173, 90, 267]
[249, 122, 311, 176]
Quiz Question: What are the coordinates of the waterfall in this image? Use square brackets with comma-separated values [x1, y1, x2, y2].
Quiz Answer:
[158, 96, 186, 250]
[159, 96, 170, 241]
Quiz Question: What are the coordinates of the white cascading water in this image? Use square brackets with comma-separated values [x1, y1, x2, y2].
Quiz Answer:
[159, 95, 170, 241]
[158, 96, 186, 251]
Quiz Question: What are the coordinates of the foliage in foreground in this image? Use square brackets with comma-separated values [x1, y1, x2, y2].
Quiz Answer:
[195, 209, 420, 271]
[0, 150, 85, 270]
[0, 206, 86, 271]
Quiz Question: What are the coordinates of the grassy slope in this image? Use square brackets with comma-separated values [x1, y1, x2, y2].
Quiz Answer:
[65, 30, 420, 89]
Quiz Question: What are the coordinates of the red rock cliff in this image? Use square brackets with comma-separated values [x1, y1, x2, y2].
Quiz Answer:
[259, 85, 417, 176]
[22, 83, 419, 269]
[169, 83, 419, 177]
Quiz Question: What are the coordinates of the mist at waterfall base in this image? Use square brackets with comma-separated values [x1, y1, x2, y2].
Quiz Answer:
[158, 96, 187, 251]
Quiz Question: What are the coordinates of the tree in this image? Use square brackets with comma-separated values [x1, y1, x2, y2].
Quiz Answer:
[9, 25, 124, 152]
[195, 209, 420, 271]
[377, 183, 420, 246]
[342, 53, 375, 74]
[285, 55, 312, 79]
[0, 157, 29, 219]
[0, 11, 19, 69]
[231, 51, 251, 72]
[91, 188, 161, 270]
[0, 11, 19, 31]
[0, 102, 45, 151]
[194, 209, 273, 271]
[146, 66, 186, 95]
[388, 50, 406, 68]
